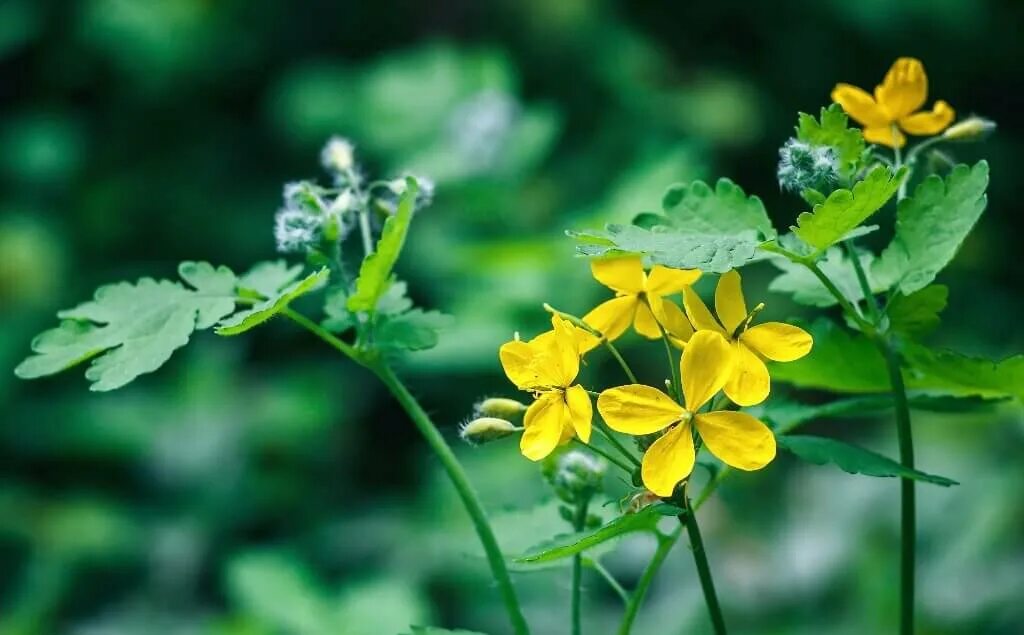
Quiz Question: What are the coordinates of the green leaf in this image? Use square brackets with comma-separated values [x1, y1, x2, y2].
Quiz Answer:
[238, 260, 304, 298]
[216, 268, 328, 335]
[406, 627, 489, 635]
[796, 104, 867, 180]
[886, 285, 948, 337]
[15, 262, 238, 391]
[791, 166, 906, 253]
[768, 318, 889, 393]
[348, 178, 418, 312]
[778, 435, 958, 486]
[226, 551, 335, 635]
[659, 178, 776, 239]
[769, 246, 890, 308]
[571, 224, 763, 274]
[376, 309, 453, 351]
[874, 161, 989, 295]
[376, 279, 415, 316]
[903, 344, 1024, 401]
[515, 503, 675, 564]
[321, 288, 355, 333]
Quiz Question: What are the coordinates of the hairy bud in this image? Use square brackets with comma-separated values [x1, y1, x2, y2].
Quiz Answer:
[544, 449, 606, 504]
[320, 136, 355, 175]
[942, 116, 996, 142]
[459, 417, 519, 445]
[474, 397, 528, 421]
[777, 139, 840, 194]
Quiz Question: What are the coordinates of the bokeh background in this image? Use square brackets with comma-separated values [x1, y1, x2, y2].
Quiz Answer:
[2, 1, 1023, 633]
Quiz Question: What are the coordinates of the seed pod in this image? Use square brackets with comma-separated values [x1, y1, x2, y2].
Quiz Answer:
[474, 397, 528, 421]
[942, 116, 996, 142]
[459, 417, 519, 445]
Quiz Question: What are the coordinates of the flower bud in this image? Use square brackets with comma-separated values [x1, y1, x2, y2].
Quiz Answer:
[274, 207, 323, 254]
[942, 116, 996, 142]
[777, 139, 840, 195]
[546, 450, 606, 504]
[320, 136, 355, 174]
[459, 417, 519, 445]
[474, 397, 528, 421]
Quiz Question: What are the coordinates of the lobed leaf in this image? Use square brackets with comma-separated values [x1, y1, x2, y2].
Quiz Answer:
[570, 225, 763, 274]
[348, 178, 419, 312]
[796, 104, 867, 180]
[237, 260, 305, 299]
[778, 435, 958, 486]
[791, 166, 906, 253]
[873, 161, 989, 295]
[216, 268, 329, 335]
[660, 178, 776, 239]
[903, 344, 1024, 401]
[376, 309, 453, 352]
[886, 285, 948, 338]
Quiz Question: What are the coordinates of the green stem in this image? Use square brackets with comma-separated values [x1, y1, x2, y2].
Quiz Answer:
[844, 240, 880, 323]
[892, 129, 909, 201]
[282, 308, 363, 361]
[571, 500, 590, 635]
[877, 337, 916, 635]
[801, 260, 873, 333]
[604, 340, 639, 384]
[617, 528, 680, 635]
[681, 497, 728, 635]
[584, 558, 629, 605]
[593, 419, 641, 468]
[571, 436, 633, 474]
[658, 326, 681, 401]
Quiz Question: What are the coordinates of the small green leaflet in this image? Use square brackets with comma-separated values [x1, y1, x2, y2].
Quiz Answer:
[322, 288, 355, 333]
[791, 165, 906, 253]
[237, 260, 304, 298]
[405, 627, 488, 635]
[873, 161, 989, 295]
[515, 503, 679, 564]
[376, 309, 453, 351]
[796, 104, 867, 180]
[348, 178, 418, 313]
[769, 245, 890, 308]
[886, 285, 948, 338]
[216, 268, 328, 335]
[15, 262, 238, 391]
[778, 435, 958, 486]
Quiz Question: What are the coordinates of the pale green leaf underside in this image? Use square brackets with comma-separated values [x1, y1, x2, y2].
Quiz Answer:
[660, 178, 776, 239]
[216, 268, 328, 335]
[873, 161, 989, 295]
[778, 435, 958, 486]
[792, 166, 906, 253]
[571, 225, 763, 273]
[348, 178, 419, 312]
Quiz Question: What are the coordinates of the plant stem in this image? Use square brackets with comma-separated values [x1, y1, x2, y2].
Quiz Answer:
[571, 500, 590, 635]
[658, 326, 681, 401]
[571, 437, 633, 474]
[801, 260, 873, 333]
[584, 557, 630, 605]
[593, 420, 641, 468]
[282, 308, 363, 361]
[844, 240, 880, 322]
[369, 362, 531, 634]
[681, 497, 728, 635]
[617, 528, 680, 635]
[603, 340, 639, 384]
[877, 337, 916, 635]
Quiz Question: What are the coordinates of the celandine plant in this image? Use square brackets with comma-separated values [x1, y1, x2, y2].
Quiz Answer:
[15, 58, 1017, 635]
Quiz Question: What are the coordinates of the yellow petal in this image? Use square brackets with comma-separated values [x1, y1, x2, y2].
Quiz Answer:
[863, 125, 906, 148]
[564, 384, 593, 444]
[714, 270, 747, 334]
[548, 315, 582, 386]
[680, 330, 734, 412]
[570, 324, 602, 355]
[645, 266, 701, 295]
[653, 297, 693, 343]
[831, 83, 890, 128]
[632, 299, 662, 339]
[597, 384, 684, 435]
[683, 287, 724, 334]
[591, 257, 645, 294]
[899, 100, 955, 136]
[582, 296, 637, 342]
[641, 422, 695, 497]
[499, 340, 543, 390]
[520, 393, 567, 461]
[723, 342, 770, 407]
[694, 411, 775, 471]
[741, 322, 813, 362]
[875, 57, 927, 120]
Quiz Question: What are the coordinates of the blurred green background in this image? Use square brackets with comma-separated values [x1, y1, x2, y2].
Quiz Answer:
[2, 1, 1023, 633]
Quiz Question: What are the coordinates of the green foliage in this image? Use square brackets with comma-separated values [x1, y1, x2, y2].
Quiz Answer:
[217, 268, 328, 336]
[515, 503, 680, 564]
[768, 319, 889, 393]
[15, 262, 238, 391]
[791, 166, 906, 253]
[796, 104, 867, 180]
[237, 260, 305, 298]
[874, 161, 990, 295]
[886, 285, 948, 338]
[406, 628, 489, 635]
[778, 435, 958, 486]
[659, 178, 776, 239]
[376, 309, 454, 351]
[348, 179, 418, 313]
[769, 245, 888, 307]
[902, 344, 1024, 401]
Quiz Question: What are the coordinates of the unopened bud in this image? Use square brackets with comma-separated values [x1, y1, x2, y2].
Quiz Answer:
[459, 417, 519, 445]
[547, 450, 606, 504]
[321, 136, 355, 174]
[475, 397, 528, 421]
[777, 138, 840, 195]
[942, 116, 996, 142]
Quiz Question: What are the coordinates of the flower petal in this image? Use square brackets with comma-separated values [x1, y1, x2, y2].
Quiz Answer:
[680, 330, 734, 412]
[714, 270, 747, 334]
[564, 384, 593, 444]
[694, 411, 775, 471]
[653, 297, 693, 344]
[899, 100, 955, 136]
[597, 384, 683, 435]
[499, 340, 543, 390]
[863, 125, 906, 148]
[549, 315, 582, 386]
[741, 322, 813, 362]
[632, 299, 662, 339]
[875, 57, 927, 120]
[641, 422, 695, 497]
[591, 257, 645, 294]
[683, 287, 724, 334]
[831, 83, 890, 127]
[572, 325, 603, 355]
[723, 342, 770, 407]
[521, 393, 567, 461]
[582, 296, 637, 342]
[645, 266, 701, 295]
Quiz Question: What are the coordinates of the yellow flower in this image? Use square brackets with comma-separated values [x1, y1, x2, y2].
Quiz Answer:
[582, 256, 699, 341]
[683, 270, 812, 407]
[832, 57, 955, 148]
[598, 330, 776, 496]
[499, 315, 593, 461]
